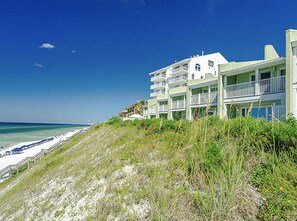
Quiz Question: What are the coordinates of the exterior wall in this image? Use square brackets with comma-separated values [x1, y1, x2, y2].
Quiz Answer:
[187, 53, 228, 79]
[286, 30, 297, 116]
[147, 98, 158, 118]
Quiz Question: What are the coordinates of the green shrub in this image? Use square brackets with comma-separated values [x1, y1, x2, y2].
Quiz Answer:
[202, 144, 224, 174]
[106, 116, 122, 125]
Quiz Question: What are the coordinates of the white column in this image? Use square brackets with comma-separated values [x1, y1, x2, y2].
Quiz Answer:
[272, 103, 276, 121]
[208, 85, 211, 102]
[255, 69, 260, 95]
[224, 76, 227, 97]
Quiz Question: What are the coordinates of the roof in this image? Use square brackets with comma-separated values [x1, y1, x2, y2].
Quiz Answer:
[188, 74, 218, 88]
[221, 58, 286, 76]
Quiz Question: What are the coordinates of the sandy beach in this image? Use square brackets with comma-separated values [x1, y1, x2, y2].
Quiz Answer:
[0, 130, 83, 172]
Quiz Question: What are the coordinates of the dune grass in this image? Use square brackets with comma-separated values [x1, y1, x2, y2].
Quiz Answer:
[0, 116, 296, 220]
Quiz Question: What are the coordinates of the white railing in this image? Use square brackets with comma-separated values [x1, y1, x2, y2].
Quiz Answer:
[168, 76, 187, 84]
[150, 91, 166, 97]
[151, 73, 166, 81]
[0, 129, 87, 180]
[259, 76, 286, 94]
[158, 104, 168, 112]
[274, 105, 286, 120]
[149, 108, 156, 114]
[143, 110, 148, 116]
[226, 76, 286, 98]
[172, 66, 188, 73]
[226, 81, 256, 98]
[172, 100, 186, 109]
[150, 82, 166, 89]
[191, 91, 218, 105]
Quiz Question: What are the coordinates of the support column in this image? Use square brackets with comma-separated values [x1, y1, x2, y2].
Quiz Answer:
[255, 69, 260, 95]
[186, 87, 192, 121]
[168, 96, 172, 119]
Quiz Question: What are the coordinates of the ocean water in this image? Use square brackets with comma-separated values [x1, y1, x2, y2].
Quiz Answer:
[0, 122, 89, 149]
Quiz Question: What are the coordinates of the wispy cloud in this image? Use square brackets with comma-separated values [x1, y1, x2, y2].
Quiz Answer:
[40, 43, 55, 49]
[34, 63, 44, 68]
[71, 49, 76, 53]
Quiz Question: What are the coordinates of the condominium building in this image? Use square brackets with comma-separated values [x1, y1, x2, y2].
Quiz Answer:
[148, 53, 228, 119]
[119, 100, 147, 118]
[147, 29, 297, 121]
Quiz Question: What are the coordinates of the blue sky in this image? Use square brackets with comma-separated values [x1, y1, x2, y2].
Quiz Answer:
[0, 0, 296, 124]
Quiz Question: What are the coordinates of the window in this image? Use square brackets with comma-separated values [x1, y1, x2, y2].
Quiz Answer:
[241, 108, 248, 117]
[208, 60, 214, 67]
[260, 72, 271, 80]
[192, 74, 195, 79]
[195, 64, 201, 71]
[210, 87, 218, 92]
[251, 74, 255, 82]
[280, 69, 286, 76]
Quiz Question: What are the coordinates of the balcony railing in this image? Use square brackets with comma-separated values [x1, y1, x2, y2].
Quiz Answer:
[172, 66, 188, 74]
[172, 100, 186, 109]
[191, 91, 218, 105]
[150, 82, 166, 89]
[259, 76, 286, 94]
[274, 105, 286, 121]
[143, 110, 148, 116]
[149, 108, 156, 114]
[158, 104, 168, 112]
[150, 91, 166, 97]
[226, 76, 285, 98]
[168, 76, 187, 84]
[151, 73, 166, 81]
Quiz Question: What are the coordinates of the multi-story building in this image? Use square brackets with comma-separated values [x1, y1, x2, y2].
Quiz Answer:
[119, 100, 147, 118]
[147, 29, 297, 121]
[148, 53, 228, 119]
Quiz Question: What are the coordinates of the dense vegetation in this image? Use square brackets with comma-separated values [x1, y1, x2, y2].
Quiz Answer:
[106, 115, 297, 220]
[0, 116, 296, 220]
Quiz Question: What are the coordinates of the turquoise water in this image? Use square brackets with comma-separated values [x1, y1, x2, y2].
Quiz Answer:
[0, 122, 89, 149]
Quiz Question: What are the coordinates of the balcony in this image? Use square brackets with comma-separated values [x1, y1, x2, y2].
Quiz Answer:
[149, 108, 156, 114]
[172, 100, 186, 110]
[143, 110, 148, 116]
[191, 91, 218, 105]
[150, 82, 166, 90]
[151, 73, 166, 82]
[225, 76, 285, 98]
[172, 66, 188, 76]
[150, 91, 166, 97]
[158, 104, 168, 112]
[168, 76, 187, 85]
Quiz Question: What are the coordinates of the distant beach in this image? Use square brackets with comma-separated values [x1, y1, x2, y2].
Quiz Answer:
[0, 122, 89, 150]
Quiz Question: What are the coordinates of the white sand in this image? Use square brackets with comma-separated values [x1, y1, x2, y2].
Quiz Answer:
[0, 130, 82, 171]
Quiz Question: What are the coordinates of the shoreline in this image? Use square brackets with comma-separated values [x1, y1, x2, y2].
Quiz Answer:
[0, 128, 88, 177]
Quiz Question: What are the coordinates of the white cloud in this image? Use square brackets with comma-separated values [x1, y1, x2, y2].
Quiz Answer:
[34, 63, 44, 68]
[40, 43, 55, 49]
[71, 49, 76, 53]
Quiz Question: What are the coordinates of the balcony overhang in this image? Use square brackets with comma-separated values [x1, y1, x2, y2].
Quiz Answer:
[157, 94, 168, 101]
[224, 96, 261, 104]
[169, 86, 187, 96]
[188, 79, 217, 89]
[150, 84, 166, 90]
[221, 58, 286, 77]
[190, 102, 217, 108]
[149, 67, 167, 76]
[224, 92, 285, 104]
[172, 108, 186, 111]
[159, 110, 168, 113]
